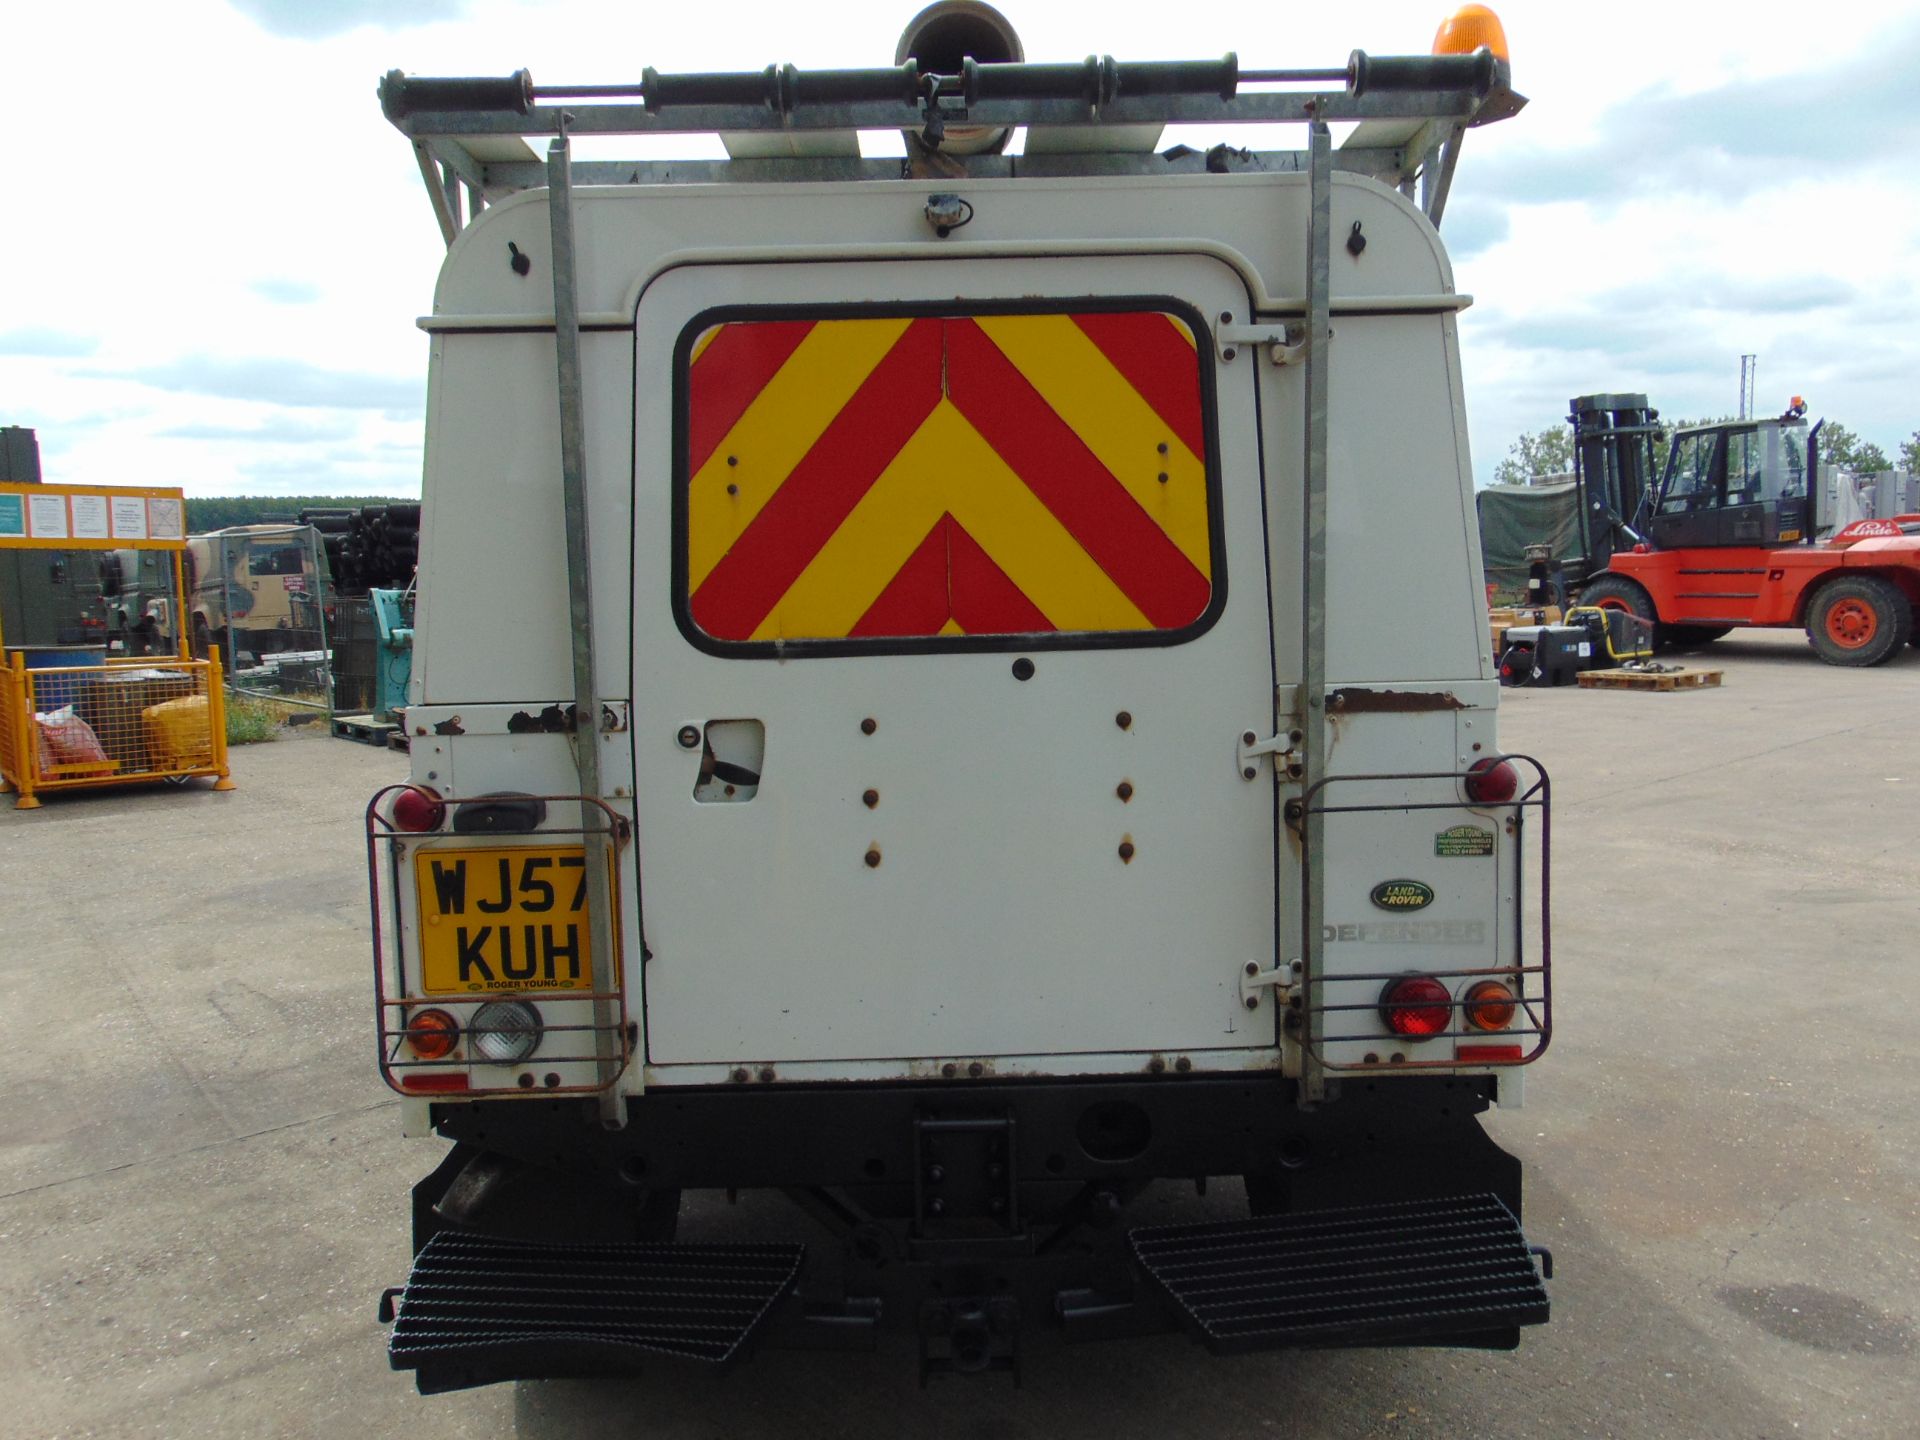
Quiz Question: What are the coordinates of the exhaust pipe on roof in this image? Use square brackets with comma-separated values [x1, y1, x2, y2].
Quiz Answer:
[896, 0, 1024, 155]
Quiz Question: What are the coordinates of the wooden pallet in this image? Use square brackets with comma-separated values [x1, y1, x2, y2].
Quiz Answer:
[1577, 667, 1723, 692]
[332, 713, 399, 744]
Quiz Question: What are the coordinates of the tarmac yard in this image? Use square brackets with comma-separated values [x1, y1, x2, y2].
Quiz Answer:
[2, 630, 1916, 1439]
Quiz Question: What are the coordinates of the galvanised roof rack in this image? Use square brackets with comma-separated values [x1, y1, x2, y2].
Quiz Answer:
[380, 46, 1524, 246]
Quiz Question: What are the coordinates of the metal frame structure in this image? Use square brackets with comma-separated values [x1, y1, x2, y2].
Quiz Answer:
[381, 47, 1525, 1098]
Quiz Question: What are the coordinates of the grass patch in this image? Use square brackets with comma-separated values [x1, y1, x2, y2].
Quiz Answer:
[225, 695, 291, 745]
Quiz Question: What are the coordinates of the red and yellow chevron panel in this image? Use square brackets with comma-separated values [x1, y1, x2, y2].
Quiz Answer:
[682, 308, 1214, 644]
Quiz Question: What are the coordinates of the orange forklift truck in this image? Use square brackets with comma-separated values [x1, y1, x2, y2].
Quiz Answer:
[1568, 394, 1920, 666]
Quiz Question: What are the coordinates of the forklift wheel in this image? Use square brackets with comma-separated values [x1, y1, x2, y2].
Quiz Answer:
[1805, 575, 1912, 666]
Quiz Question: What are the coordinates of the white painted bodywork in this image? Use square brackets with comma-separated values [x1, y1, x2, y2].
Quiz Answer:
[396, 169, 1520, 1095]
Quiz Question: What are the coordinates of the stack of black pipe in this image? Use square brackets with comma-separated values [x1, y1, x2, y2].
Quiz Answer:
[300, 503, 419, 595]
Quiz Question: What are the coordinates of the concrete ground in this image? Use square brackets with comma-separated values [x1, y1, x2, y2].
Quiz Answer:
[2, 630, 1916, 1439]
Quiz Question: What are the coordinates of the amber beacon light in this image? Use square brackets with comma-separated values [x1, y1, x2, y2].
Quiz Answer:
[1432, 4, 1511, 62]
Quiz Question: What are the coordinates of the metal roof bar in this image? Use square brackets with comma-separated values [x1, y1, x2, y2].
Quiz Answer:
[380, 48, 1523, 242]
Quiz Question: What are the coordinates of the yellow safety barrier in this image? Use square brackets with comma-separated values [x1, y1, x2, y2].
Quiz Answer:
[0, 648, 235, 810]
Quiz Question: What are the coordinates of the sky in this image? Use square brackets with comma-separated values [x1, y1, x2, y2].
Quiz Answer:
[2, 0, 1915, 497]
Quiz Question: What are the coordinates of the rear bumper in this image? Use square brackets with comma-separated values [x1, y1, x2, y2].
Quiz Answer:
[386, 1075, 1548, 1391]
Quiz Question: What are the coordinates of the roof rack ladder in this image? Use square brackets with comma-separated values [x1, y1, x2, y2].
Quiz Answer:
[1297, 118, 1333, 1105]
[547, 128, 627, 1125]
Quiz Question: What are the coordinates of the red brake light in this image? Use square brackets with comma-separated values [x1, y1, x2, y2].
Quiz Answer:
[1379, 975, 1453, 1039]
[392, 785, 446, 832]
[404, 1007, 459, 1060]
[1464, 756, 1518, 804]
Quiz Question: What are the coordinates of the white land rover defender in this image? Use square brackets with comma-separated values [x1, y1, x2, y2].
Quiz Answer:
[369, 2, 1553, 1393]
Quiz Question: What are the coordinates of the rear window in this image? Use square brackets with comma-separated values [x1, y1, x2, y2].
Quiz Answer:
[673, 302, 1222, 655]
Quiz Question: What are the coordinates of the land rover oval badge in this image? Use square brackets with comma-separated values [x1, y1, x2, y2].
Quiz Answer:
[1370, 879, 1435, 912]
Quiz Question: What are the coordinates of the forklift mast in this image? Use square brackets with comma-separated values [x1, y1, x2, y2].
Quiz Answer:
[1567, 393, 1661, 577]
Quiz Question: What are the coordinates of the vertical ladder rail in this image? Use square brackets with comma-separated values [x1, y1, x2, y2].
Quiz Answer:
[1298, 119, 1333, 1104]
[547, 130, 627, 1125]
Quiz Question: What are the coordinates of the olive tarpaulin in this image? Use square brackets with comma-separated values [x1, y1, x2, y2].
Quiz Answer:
[1475, 481, 1584, 601]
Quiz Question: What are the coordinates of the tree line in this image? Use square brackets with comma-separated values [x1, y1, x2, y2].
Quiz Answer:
[1492, 419, 1919, 486]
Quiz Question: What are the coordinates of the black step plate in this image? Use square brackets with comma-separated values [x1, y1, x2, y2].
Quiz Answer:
[1131, 1192, 1548, 1353]
[388, 1231, 805, 1391]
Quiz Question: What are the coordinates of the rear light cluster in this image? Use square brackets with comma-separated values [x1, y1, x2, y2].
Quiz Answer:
[401, 1000, 543, 1064]
[392, 785, 446, 832]
[1463, 756, 1519, 804]
[1378, 976, 1520, 1040]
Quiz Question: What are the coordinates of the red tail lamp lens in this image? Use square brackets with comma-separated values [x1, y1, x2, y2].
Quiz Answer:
[1464, 980, 1517, 1031]
[1380, 975, 1453, 1039]
[1464, 756, 1519, 804]
[393, 785, 446, 832]
[404, 1007, 459, 1060]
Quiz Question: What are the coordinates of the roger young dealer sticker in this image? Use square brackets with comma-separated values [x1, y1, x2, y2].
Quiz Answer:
[1434, 824, 1496, 857]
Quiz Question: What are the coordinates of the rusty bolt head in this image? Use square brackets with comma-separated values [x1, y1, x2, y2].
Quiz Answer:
[860, 716, 877, 735]
[1156, 471, 1169, 484]
[1116, 781, 1133, 802]
[1115, 711, 1132, 729]
[517, 1072, 535, 1089]
[1363, 1052, 1380, 1066]
[1157, 441, 1170, 455]
[758, 1067, 775, 1083]
[726, 482, 739, 496]
[544, 1072, 561, 1089]
[731, 1067, 750, 1083]
[942, 1062, 958, 1078]
[1244, 995, 1259, 1010]
[677, 725, 700, 749]
[1243, 766, 1258, 780]
[968, 1061, 984, 1078]
[863, 788, 879, 808]
[1242, 730, 1257, 746]
[1149, 1057, 1166, 1074]
[864, 847, 882, 868]
[1118, 840, 1135, 862]
[1175, 1056, 1192, 1073]
[1244, 961, 1259, 976]
[726, 454, 738, 467]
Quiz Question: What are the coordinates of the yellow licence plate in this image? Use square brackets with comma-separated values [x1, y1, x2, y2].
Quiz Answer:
[414, 845, 618, 994]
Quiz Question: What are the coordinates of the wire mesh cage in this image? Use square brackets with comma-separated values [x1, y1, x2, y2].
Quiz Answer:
[2, 652, 233, 808]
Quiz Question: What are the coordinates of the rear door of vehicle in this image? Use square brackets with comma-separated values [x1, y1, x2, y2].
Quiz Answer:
[629, 253, 1276, 1071]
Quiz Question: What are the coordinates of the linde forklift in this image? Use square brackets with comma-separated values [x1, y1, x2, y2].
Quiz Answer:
[1565, 393, 1920, 667]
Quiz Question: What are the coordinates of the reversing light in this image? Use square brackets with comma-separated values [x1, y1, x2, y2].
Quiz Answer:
[403, 1007, 459, 1060]
[1379, 975, 1453, 1039]
[392, 785, 446, 832]
[1463, 980, 1517, 1031]
[1464, 756, 1519, 804]
[470, 999, 542, 1064]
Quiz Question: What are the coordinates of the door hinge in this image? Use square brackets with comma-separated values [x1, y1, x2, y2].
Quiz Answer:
[1240, 958, 1303, 1011]
[1214, 321, 1313, 366]
[1237, 728, 1300, 781]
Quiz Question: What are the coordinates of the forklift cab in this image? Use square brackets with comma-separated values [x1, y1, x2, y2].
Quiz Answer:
[1646, 418, 1814, 550]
